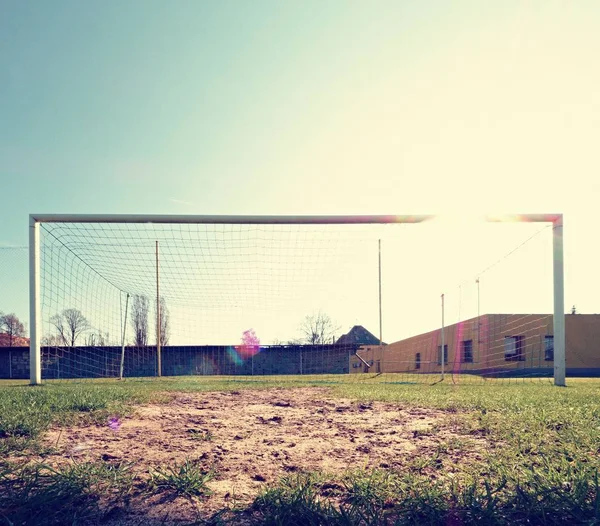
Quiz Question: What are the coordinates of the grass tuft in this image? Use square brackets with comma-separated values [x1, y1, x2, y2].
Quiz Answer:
[188, 428, 213, 441]
[149, 459, 214, 499]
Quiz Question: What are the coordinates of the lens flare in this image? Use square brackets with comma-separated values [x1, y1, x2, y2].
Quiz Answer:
[227, 346, 245, 366]
[107, 416, 121, 431]
[227, 329, 262, 364]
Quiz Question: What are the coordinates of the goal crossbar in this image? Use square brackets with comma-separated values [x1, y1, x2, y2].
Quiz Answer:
[30, 213, 562, 224]
[28, 213, 565, 386]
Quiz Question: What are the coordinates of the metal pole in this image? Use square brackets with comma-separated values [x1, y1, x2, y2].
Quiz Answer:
[29, 216, 41, 385]
[30, 213, 564, 226]
[476, 278, 480, 318]
[552, 216, 565, 386]
[29, 213, 436, 225]
[119, 293, 130, 380]
[476, 278, 481, 346]
[156, 241, 162, 377]
[441, 294, 445, 381]
[378, 239, 383, 356]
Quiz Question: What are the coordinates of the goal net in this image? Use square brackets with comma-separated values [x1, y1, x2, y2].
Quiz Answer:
[366, 219, 559, 384]
[29, 214, 564, 385]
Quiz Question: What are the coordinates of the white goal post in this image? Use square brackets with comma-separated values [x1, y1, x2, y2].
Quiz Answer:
[28, 213, 565, 386]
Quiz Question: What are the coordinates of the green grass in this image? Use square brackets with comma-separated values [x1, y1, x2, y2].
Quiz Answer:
[1, 375, 600, 524]
[250, 462, 600, 525]
[0, 459, 136, 525]
[188, 428, 214, 441]
[149, 459, 214, 499]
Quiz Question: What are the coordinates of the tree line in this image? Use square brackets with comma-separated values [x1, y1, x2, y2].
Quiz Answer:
[38, 294, 170, 348]
[0, 312, 27, 346]
[2, 303, 339, 348]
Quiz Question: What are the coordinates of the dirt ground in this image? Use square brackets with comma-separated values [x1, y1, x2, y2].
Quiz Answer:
[41, 387, 487, 524]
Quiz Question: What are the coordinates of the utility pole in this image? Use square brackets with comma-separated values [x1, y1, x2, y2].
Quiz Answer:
[156, 241, 161, 377]
[441, 293, 445, 381]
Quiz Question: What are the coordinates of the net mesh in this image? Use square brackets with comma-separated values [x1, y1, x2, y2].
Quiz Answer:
[362, 221, 555, 383]
[31, 219, 557, 383]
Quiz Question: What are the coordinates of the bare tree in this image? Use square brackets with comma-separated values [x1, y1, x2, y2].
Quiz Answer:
[131, 294, 149, 346]
[158, 296, 170, 346]
[42, 334, 63, 346]
[86, 331, 110, 346]
[0, 313, 26, 347]
[299, 311, 340, 345]
[50, 308, 90, 347]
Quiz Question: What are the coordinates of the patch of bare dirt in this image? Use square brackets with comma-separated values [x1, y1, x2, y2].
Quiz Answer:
[40, 388, 488, 524]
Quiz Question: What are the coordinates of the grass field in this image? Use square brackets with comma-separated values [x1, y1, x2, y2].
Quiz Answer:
[1, 375, 599, 525]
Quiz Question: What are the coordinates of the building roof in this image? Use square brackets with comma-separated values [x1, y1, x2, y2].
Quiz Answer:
[0, 334, 30, 347]
[336, 325, 384, 346]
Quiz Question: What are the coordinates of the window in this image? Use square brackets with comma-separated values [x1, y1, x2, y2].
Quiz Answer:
[504, 336, 525, 361]
[415, 352, 421, 370]
[461, 340, 473, 363]
[544, 335, 554, 361]
[437, 345, 448, 365]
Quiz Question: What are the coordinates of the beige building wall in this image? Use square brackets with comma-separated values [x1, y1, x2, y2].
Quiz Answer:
[350, 314, 600, 376]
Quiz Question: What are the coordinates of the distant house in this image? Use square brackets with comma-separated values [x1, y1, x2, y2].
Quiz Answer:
[336, 325, 384, 346]
[0, 333, 29, 347]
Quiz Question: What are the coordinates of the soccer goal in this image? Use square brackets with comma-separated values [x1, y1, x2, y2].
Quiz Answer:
[28, 214, 565, 386]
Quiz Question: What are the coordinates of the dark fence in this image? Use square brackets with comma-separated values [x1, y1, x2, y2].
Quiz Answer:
[0, 344, 360, 380]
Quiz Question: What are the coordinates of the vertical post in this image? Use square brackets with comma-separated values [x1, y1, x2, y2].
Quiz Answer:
[156, 241, 162, 377]
[441, 293, 445, 381]
[378, 239, 383, 370]
[476, 278, 480, 319]
[119, 293, 130, 380]
[476, 277, 481, 348]
[29, 216, 41, 385]
[553, 216, 565, 386]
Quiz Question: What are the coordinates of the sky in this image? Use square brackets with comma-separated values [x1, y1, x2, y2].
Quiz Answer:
[1, 1, 599, 344]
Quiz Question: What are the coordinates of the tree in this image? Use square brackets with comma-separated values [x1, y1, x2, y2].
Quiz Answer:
[50, 308, 90, 347]
[131, 294, 149, 346]
[158, 296, 170, 346]
[42, 334, 63, 346]
[237, 329, 260, 360]
[299, 311, 340, 345]
[0, 313, 26, 347]
[86, 331, 110, 346]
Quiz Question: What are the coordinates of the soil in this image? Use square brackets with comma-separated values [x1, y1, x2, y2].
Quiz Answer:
[39, 387, 487, 524]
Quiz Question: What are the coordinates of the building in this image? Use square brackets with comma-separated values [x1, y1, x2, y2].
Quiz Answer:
[350, 314, 600, 377]
[336, 325, 384, 346]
